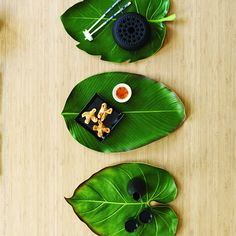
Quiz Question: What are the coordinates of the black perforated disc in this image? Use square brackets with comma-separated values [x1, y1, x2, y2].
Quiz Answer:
[112, 13, 151, 51]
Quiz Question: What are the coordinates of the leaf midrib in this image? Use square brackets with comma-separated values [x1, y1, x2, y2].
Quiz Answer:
[65, 15, 175, 23]
[71, 199, 149, 205]
[62, 110, 180, 116]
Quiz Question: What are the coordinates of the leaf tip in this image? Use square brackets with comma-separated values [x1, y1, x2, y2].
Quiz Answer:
[65, 197, 73, 205]
[60, 12, 66, 24]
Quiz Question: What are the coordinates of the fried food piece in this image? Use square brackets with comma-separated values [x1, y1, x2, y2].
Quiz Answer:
[82, 108, 98, 124]
[97, 103, 113, 121]
[93, 120, 110, 138]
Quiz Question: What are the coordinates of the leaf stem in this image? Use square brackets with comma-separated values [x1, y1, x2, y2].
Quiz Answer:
[149, 201, 160, 208]
[149, 13, 176, 23]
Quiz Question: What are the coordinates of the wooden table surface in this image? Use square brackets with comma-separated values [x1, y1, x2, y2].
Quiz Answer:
[1, 0, 236, 235]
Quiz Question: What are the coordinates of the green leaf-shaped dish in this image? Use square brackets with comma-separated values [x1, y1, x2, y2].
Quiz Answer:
[66, 163, 178, 236]
[62, 72, 185, 153]
[61, 0, 176, 63]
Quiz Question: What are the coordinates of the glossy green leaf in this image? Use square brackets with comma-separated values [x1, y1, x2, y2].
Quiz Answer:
[62, 72, 185, 153]
[61, 0, 176, 63]
[66, 163, 178, 236]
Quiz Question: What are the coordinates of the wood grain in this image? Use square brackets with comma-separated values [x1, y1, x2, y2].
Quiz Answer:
[0, 0, 236, 235]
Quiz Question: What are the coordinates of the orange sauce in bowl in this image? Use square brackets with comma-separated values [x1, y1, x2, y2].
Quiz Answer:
[116, 87, 129, 100]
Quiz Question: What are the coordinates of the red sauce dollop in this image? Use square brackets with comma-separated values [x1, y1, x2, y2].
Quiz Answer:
[116, 87, 129, 100]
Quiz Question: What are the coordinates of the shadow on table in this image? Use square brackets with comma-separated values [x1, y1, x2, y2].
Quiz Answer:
[163, 0, 186, 50]
[163, 0, 176, 48]
[172, 175, 183, 235]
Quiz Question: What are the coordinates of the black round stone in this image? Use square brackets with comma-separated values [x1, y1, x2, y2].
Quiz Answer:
[139, 209, 153, 224]
[127, 177, 146, 201]
[112, 12, 151, 51]
[125, 219, 139, 233]
[132, 192, 142, 201]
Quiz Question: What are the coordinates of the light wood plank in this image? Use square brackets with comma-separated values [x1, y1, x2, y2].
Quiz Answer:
[0, 0, 236, 235]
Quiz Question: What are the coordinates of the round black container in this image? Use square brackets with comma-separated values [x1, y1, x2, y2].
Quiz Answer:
[112, 13, 151, 51]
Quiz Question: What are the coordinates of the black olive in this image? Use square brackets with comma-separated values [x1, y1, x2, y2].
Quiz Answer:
[125, 219, 139, 233]
[112, 13, 151, 51]
[127, 177, 146, 201]
[139, 209, 153, 224]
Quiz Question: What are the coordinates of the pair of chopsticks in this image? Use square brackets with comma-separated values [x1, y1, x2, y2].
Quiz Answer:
[83, 0, 132, 41]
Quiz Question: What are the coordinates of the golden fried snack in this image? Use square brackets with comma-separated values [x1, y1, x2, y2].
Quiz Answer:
[93, 120, 110, 138]
[97, 103, 113, 121]
[82, 108, 98, 124]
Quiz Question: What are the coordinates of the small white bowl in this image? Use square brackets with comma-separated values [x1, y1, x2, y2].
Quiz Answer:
[112, 83, 132, 103]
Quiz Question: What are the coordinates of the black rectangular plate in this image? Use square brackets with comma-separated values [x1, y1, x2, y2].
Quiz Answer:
[75, 94, 124, 141]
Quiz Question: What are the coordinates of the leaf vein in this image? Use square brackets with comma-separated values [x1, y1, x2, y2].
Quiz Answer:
[134, 0, 139, 13]
[118, 167, 132, 179]
[154, 215, 159, 236]
[86, 184, 107, 201]
[87, 2, 101, 16]
[150, 171, 161, 200]
[154, 176, 170, 200]
[80, 202, 104, 215]
[103, 178, 127, 203]
[137, 165, 149, 201]
[149, 0, 163, 20]
[145, 1, 152, 19]
[92, 205, 125, 224]
[157, 212, 174, 233]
